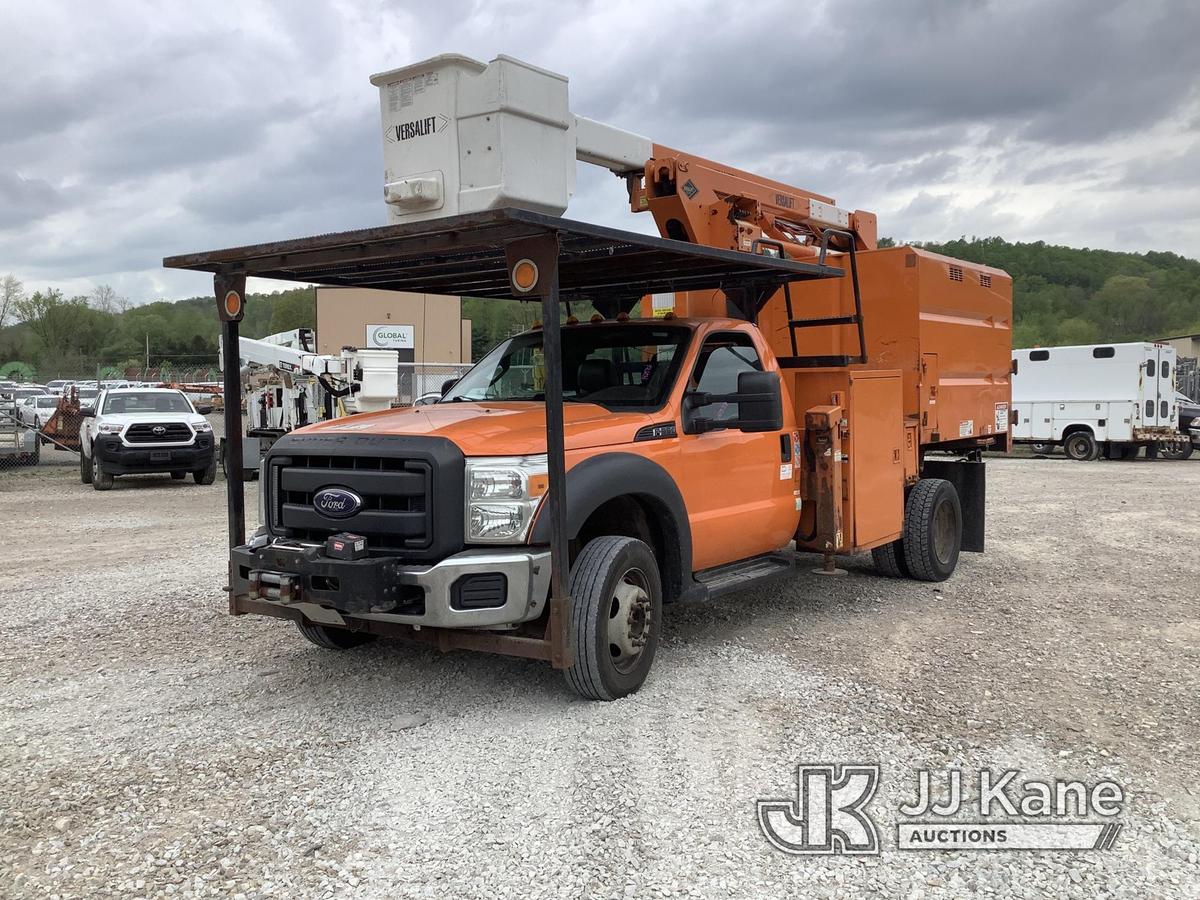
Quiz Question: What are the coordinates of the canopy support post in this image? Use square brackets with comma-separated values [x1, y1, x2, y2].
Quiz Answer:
[215, 273, 246, 550]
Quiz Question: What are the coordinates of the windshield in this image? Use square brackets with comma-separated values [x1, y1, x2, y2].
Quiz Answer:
[35, 397, 58, 408]
[101, 391, 193, 414]
[444, 323, 691, 410]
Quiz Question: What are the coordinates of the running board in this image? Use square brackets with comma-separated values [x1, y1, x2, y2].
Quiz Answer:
[693, 550, 795, 600]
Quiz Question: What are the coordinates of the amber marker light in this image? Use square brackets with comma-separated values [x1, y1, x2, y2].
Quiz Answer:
[511, 258, 539, 293]
[527, 474, 550, 498]
[224, 290, 243, 318]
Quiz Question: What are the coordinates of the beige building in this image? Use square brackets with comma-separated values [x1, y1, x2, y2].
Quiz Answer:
[315, 287, 472, 362]
[1157, 332, 1200, 360]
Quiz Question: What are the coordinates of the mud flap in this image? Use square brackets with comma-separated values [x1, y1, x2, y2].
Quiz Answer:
[921, 458, 985, 552]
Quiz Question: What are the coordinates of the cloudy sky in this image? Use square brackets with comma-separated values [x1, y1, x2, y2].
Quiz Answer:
[2, 0, 1198, 303]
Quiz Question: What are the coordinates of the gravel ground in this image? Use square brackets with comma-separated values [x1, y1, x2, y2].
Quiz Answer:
[1, 450, 1198, 899]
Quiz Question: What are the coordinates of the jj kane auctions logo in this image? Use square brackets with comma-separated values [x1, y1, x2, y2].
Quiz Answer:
[758, 764, 1124, 854]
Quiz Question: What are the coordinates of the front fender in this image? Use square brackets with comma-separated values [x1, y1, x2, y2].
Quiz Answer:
[530, 452, 698, 601]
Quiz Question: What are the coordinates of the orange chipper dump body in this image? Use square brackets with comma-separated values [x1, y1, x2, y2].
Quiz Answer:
[634, 146, 1013, 556]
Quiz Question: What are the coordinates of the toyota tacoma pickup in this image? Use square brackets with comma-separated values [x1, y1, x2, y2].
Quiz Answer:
[80, 388, 216, 490]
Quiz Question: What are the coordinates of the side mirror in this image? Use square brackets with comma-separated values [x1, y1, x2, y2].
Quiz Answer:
[732, 370, 783, 432]
[440, 377, 459, 397]
[684, 370, 783, 434]
[196, 403, 214, 414]
[81, 408, 96, 418]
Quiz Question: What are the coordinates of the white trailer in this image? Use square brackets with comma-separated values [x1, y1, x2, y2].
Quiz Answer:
[1012, 342, 1187, 460]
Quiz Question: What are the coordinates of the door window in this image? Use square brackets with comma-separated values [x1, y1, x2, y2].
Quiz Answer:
[690, 333, 763, 425]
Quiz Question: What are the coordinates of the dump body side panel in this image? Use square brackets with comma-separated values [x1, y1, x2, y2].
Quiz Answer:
[914, 250, 1012, 449]
[745, 246, 1012, 452]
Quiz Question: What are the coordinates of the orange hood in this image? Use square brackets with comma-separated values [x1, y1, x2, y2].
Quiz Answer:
[300, 402, 661, 456]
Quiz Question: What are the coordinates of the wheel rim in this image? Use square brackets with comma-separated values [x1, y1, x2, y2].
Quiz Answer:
[932, 498, 956, 565]
[1067, 436, 1086, 459]
[606, 567, 651, 675]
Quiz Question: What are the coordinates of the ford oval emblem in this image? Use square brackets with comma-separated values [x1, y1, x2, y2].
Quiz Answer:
[312, 486, 362, 519]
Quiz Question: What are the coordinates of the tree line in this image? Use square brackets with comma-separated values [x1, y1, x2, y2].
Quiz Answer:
[3, 236, 1198, 378]
[0, 282, 316, 380]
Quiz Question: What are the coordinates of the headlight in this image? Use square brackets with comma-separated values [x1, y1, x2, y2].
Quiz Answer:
[97, 422, 123, 434]
[194, 421, 213, 433]
[465, 455, 548, 543]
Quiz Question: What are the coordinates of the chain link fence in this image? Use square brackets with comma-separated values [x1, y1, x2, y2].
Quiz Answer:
[1, 363, 221, 386]
[1177, 357, 1198, 403]
[0, 396, 53, 473]
[1, 361, 476, 475]
[395, 362, 474, 405]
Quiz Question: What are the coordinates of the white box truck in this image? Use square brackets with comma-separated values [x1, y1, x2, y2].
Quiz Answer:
[1012, 342, 1190, 460]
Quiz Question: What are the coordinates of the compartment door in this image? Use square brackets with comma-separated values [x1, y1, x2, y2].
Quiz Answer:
[849, 371, 904, 548]
[920, 353, 940, 439]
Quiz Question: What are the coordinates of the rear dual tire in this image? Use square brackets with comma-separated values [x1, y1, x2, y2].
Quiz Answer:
[872, 478, 961, 583]
[1160, 440, 1194, 461]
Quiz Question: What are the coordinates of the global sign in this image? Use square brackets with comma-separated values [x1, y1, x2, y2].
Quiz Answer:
[366, 324, 415, 350]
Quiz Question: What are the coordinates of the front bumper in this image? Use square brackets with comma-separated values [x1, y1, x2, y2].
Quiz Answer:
[94, 435, 214, 474]
[230, 539, 551, 629]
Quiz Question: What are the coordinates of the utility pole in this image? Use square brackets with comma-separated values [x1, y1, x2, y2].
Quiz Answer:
[145, 333, 150, 373]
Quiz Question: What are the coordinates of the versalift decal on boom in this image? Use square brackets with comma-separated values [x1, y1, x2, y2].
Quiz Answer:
[385, 114, 449, 142]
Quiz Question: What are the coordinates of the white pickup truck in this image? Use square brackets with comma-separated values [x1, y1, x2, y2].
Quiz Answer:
[80, 388, 217, 490]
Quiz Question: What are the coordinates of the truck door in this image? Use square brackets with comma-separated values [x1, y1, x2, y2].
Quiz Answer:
[1158, 349, 1175, 428]
[677, 331, 796, 570]
[1144, 352, 1165, 427]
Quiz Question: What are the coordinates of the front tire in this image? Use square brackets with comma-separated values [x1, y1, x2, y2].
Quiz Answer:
[80, 449, 92, 484]
[296, 620, 377, 649]
[565, 536, 661, 701]
[1063, 431, 1098, 461]
[1030, 442, 1054, 455]
[902, 478, 961, 582]
[92, 454, 114, 491]
[194, 457, 217, 485]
